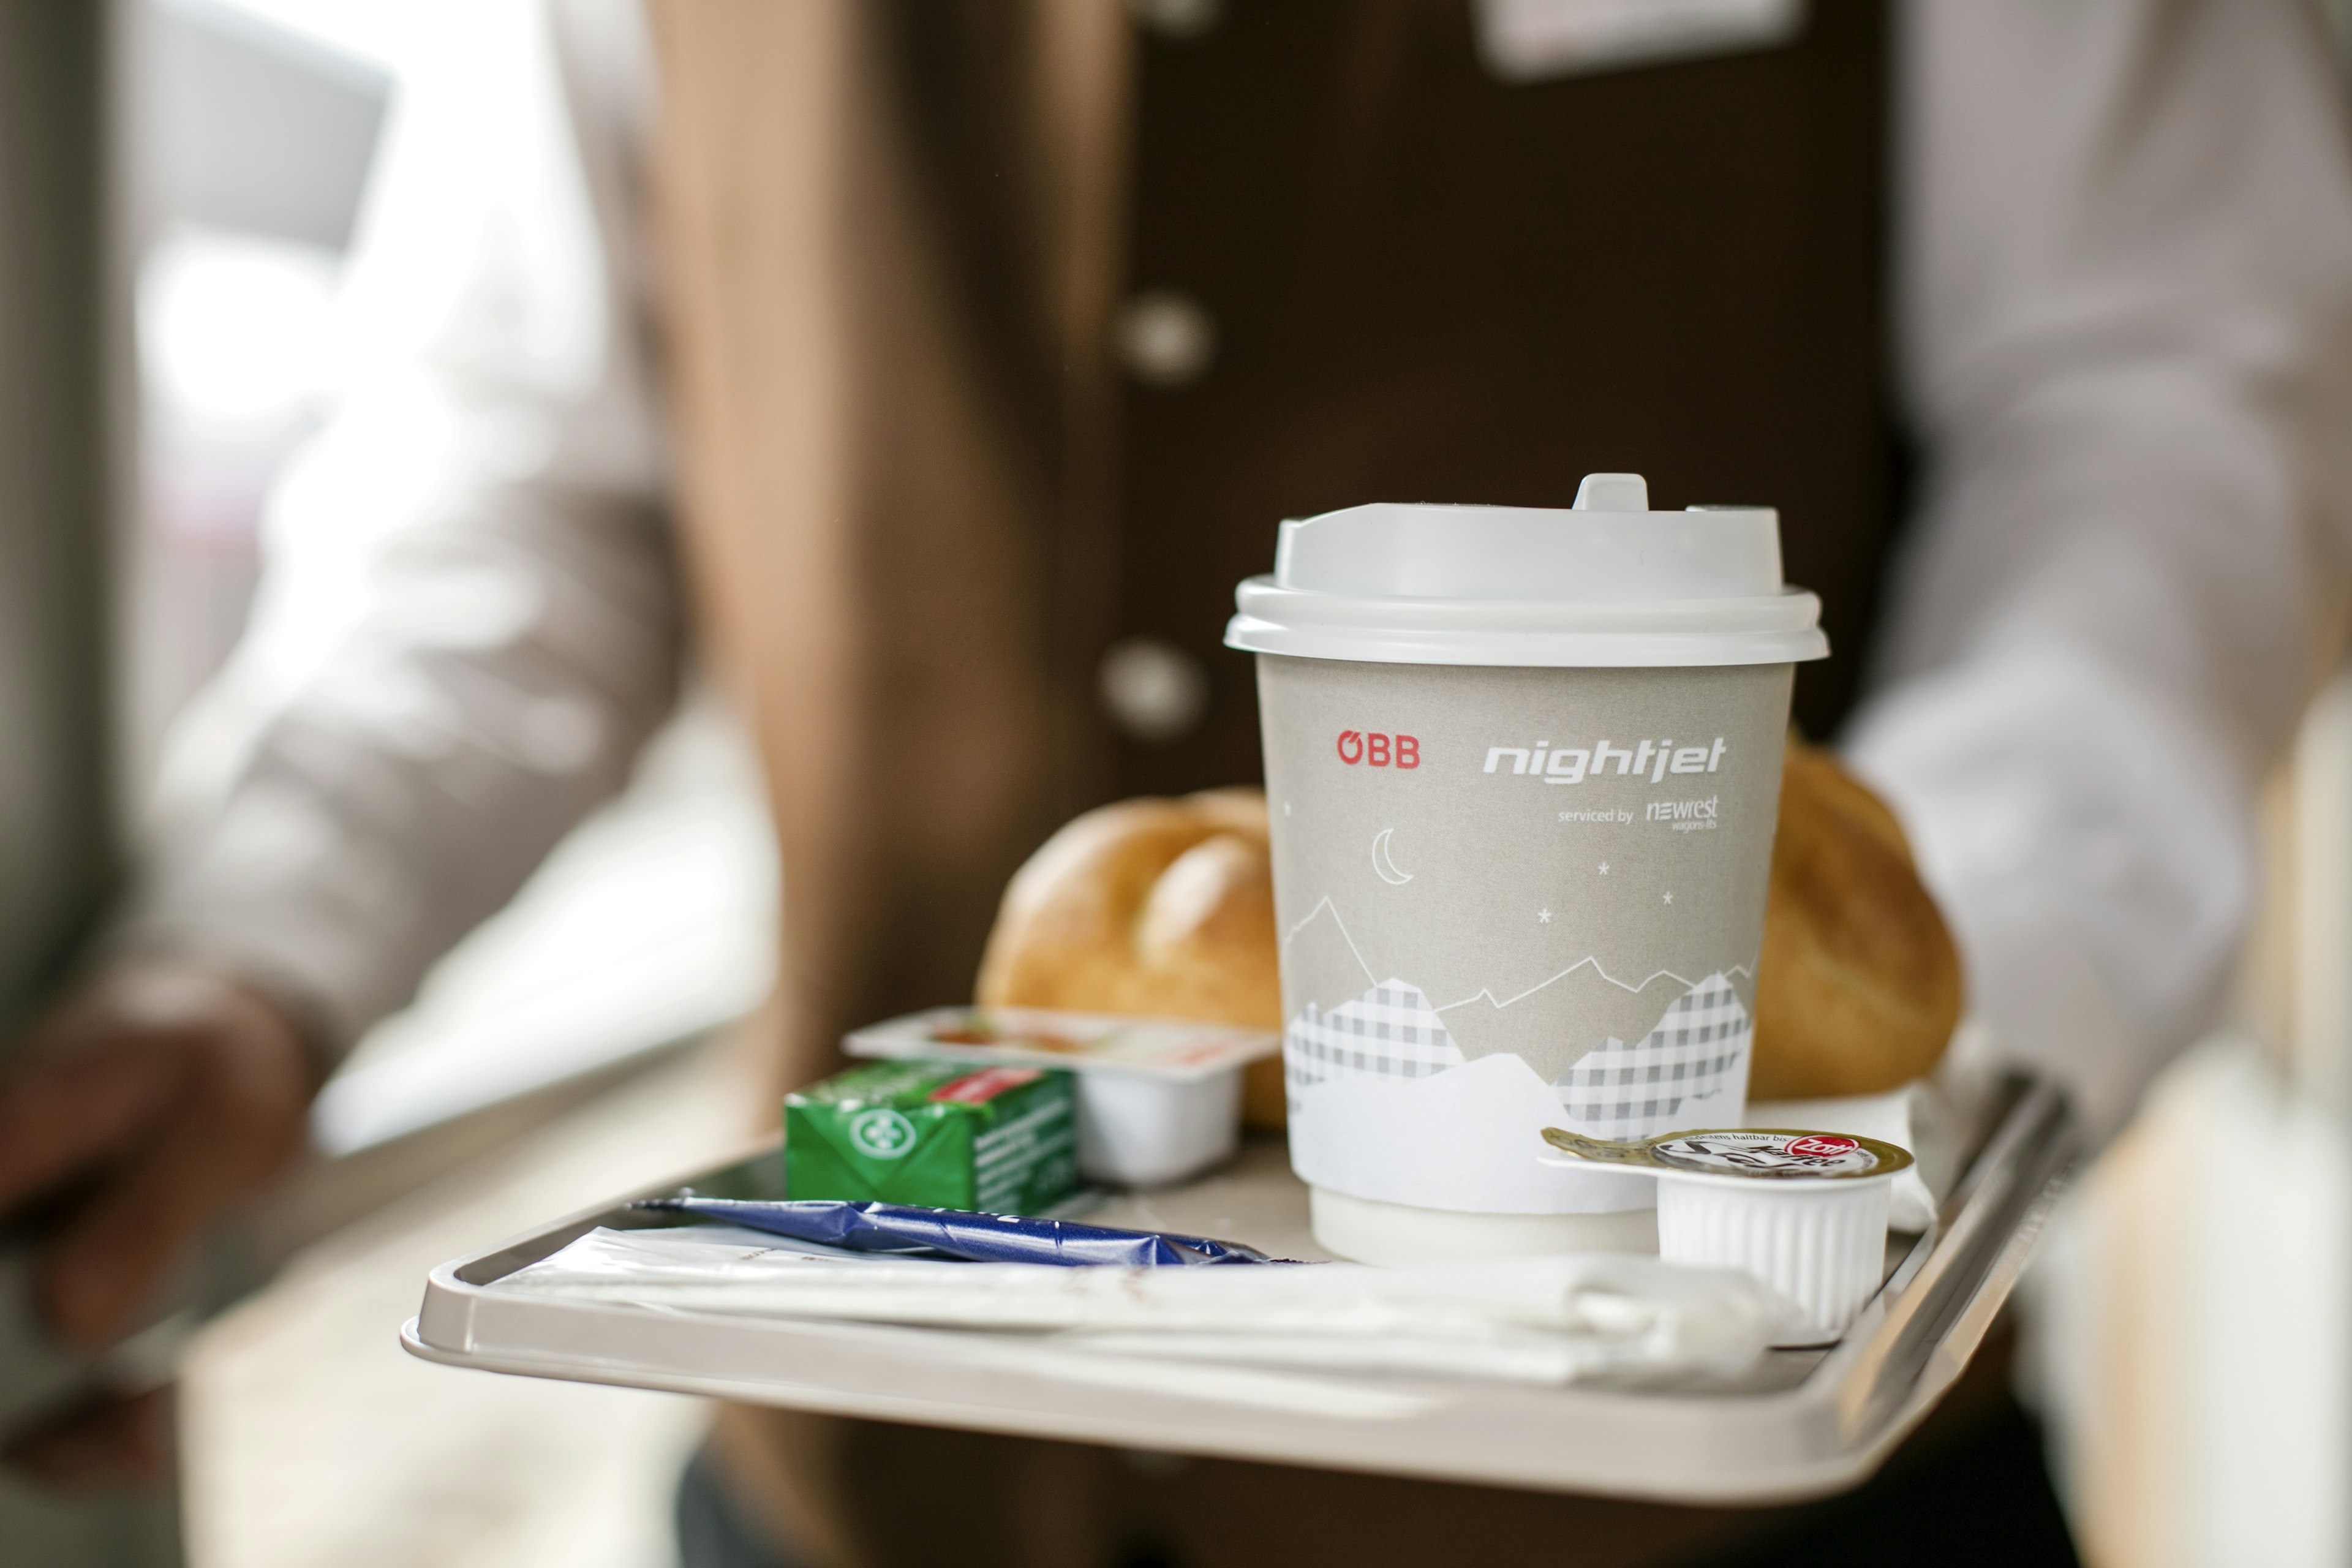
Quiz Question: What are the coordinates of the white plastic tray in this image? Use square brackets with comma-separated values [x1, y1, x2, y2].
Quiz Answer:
[402, 1073, 2074, 1504]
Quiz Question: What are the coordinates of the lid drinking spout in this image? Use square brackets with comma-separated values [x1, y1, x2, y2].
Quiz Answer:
[1572, 473, 1649, 512]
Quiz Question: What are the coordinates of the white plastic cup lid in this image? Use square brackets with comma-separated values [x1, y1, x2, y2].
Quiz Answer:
[1225, 473, 1829, 668]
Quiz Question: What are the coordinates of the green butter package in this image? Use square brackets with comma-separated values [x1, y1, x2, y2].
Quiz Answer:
[784, 1060, 1079, 1214]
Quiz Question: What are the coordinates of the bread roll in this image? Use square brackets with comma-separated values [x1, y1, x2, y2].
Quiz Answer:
[1749, 741, 1962, 1099]
[977, 751, 1961, 1130]
[975, 789, 1289, 1126]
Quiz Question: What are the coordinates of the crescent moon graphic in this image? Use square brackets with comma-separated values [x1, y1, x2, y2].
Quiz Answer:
[1370, 827, 1414, 886]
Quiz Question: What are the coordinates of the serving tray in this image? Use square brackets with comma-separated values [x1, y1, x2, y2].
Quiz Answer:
[402, 1072, 2073, 1504]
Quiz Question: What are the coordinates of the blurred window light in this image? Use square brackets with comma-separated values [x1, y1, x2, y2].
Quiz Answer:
[146, 0, 390, 252]
[127, 0, 783, 1171]
[140, 227, 339, 434]
[126, 0, 395, 771]
[175, 0, 437, 78]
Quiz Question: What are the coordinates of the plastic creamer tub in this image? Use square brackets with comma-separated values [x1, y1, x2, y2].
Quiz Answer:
[1226, 473, 1828, 1265]
[845, 1007, 1280, 1188]
[1543, 1125, 1913, 1344]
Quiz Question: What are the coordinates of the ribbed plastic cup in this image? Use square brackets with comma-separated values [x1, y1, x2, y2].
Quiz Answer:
[1657, 1175, 1891, 1343]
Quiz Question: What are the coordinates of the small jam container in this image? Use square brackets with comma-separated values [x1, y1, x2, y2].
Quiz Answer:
[845, 1007, 1280, 1188]
[1540, 1126, 1915, 1345]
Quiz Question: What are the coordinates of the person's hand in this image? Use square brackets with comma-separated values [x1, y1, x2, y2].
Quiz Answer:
[0, 965, 318, 1354]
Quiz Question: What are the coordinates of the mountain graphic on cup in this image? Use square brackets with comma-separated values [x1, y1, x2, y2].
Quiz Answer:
[1282, 892, 1752, 1114]
[1276, 959, 1754, 1216]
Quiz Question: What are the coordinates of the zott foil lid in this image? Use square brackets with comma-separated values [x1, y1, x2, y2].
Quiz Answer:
[1540, 1126, 1913, 1183]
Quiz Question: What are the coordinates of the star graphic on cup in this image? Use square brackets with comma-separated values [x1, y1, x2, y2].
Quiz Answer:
[1662, 891, 1674, 905]
[1597, 862, 1610, 875]
[1537, 908, 1553, 924]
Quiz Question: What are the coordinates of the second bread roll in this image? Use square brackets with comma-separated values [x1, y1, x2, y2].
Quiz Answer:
[974, 789, 1287, 1126]
[1748, 741, 1962, 1099]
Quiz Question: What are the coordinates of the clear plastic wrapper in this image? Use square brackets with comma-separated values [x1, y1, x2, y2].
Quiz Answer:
[491, 1224, 1788, 1385]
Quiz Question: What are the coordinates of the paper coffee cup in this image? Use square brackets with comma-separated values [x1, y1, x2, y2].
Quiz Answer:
[1225, 474, 1828, 1264]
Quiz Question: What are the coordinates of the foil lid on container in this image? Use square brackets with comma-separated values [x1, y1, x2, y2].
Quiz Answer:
[1541, 1126, 1914, 1183]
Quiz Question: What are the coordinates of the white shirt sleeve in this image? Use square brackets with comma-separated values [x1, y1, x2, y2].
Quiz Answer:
[118, 0, 679, 1058]
[1847, 0, 2352, 1136]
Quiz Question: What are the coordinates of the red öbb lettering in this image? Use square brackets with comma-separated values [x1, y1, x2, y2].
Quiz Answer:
[1336, 731, 1420, 767]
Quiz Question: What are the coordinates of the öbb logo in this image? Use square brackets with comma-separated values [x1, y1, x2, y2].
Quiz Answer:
[1335, 731, 1419, 769]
